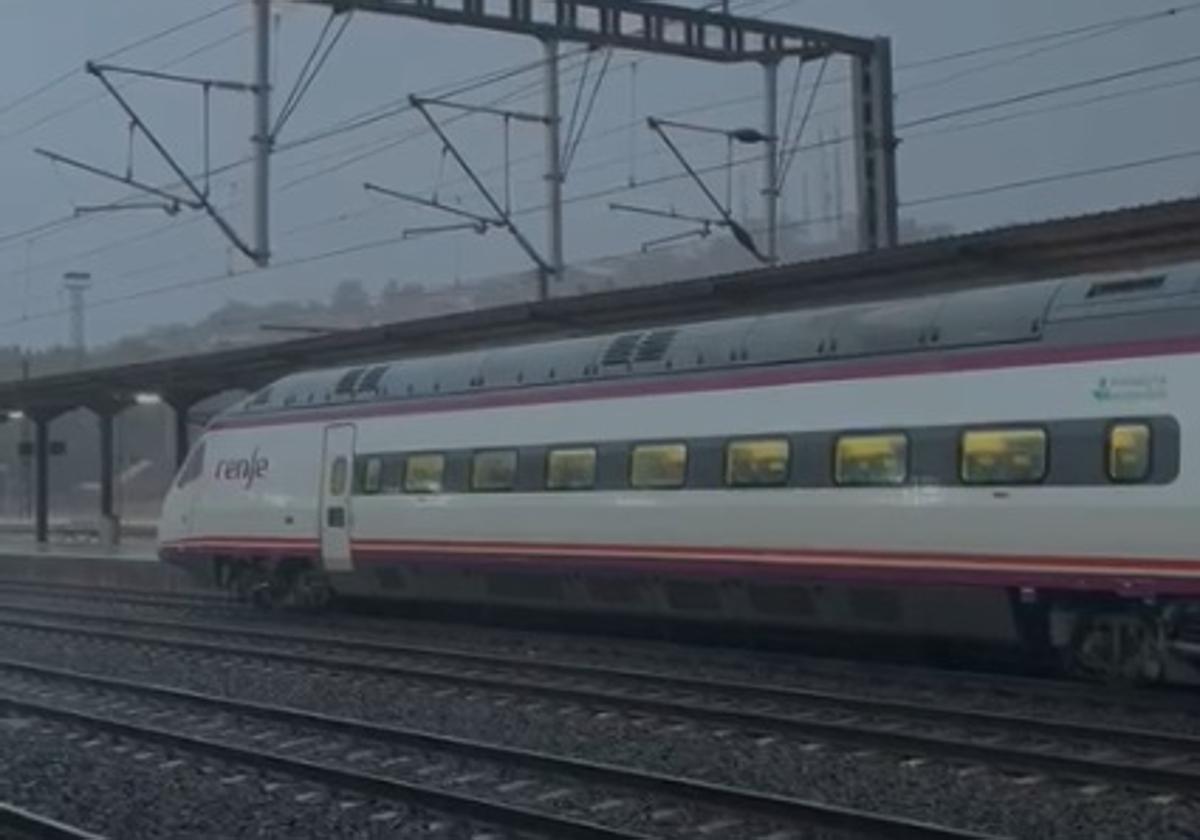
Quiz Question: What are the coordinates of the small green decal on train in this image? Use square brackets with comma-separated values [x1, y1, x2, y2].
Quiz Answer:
[1093, 374, 1167, 403]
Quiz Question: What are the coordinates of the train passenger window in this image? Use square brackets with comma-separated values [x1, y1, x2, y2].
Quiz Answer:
[361, 457, 383, 495]
[380, 456, 406, 494]
[472, 449, 518, 491]
[176, 441, 206, 489]
[630, 443, 687, 489]
[726, 438, 790, 487]
[960, 428, 1047, 484]
[834, 434, 907, 486]
[329, 457, 349, 496]
[547, 447, 597, 490]
[404, 453, 445, 494]
[1108, 423, 1151, 482]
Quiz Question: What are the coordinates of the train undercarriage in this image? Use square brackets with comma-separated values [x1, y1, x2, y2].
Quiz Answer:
[198, 553, 1200, 687]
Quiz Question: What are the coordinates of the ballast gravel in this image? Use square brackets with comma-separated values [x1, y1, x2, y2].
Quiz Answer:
[0, 712, 487, 839]
[6, 589, 1199, 738]
[0, 623, 1196, 840]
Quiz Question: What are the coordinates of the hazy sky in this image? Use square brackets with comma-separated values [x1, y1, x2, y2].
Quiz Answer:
[0, 0, 1197, 350]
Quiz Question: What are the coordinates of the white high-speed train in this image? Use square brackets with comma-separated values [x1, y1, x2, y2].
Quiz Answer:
[159, 262, 1200, 682]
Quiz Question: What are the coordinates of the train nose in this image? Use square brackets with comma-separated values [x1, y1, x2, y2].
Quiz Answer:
[158, 487, 191, 544]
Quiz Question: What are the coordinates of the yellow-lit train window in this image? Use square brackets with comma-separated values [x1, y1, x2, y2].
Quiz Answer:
[834, 433, 907, 486]
[472, 449, 518, 491]
[630, 443, 687, 489]
[547, 447, 597, 490]
[404, 453, 445, 494]
[960, 428, 1047, 485]
[1108, 423, 1151, 483]
[726, 438, 790, 487]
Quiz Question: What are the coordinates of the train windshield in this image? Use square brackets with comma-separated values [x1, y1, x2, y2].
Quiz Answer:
[175, 440, 206, 489]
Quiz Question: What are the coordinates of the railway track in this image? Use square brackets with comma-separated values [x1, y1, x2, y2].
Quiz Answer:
[0, 578, 1192, 722]
[0, 658, 989, 840]
[0, 803, 105, 840]
[0, 601, 1196, 801]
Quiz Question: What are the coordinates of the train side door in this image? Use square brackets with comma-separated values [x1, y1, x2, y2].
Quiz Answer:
[319, 423, 357, 572]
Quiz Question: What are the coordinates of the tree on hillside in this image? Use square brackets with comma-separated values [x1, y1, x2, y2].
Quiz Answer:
[330, 279, 370, 318]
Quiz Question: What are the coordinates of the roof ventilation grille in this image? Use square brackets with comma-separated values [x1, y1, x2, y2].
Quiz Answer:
[1085, 275, 1165, 299]
[633, 329, 678, 363]
[334, 367, 366, 395]
[601, 332, 643, 366]
[356, 365, 390, 393]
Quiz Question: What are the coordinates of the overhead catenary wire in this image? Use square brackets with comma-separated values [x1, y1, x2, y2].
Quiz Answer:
[9, 33, 1200, 282]
[0, 16, 608, 263]
[562, 48, 596, 166]
[13, 133, 1200, 333]
[563, 49, 614, 174]
[899, 17, 1157, 97]
[0, 25, 252, 249]
[0, 48, 594, 277]
[271, 8, 354, 140]
[0, 23, 252, 148]
[23, 50, 1196, 311]
[776, 55, 829, 190]
[4, 0, 1195, 328]
[904, 71, 1200, 142]
[900, 1, 1200, 72]
[243, 13, 1200, 215]
[0, 0, 1171, 254]
[12, 39, 1199, 304]
[901, 147, 1200, 208]
[901, 51, 1200, 129]
[0, 0, 241, 122]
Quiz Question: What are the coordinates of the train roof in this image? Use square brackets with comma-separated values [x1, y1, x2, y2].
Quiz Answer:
[228, 261, 1200, 418]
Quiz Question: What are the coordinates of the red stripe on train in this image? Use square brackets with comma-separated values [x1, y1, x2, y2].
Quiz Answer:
[161, 536, 1200, 595]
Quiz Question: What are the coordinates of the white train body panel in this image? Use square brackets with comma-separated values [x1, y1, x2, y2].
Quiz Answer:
[163, 354, 1196, 563]
[157, 263, 1200, 650]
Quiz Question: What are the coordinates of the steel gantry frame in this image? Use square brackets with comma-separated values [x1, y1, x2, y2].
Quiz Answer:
[301, 0, 898, 281]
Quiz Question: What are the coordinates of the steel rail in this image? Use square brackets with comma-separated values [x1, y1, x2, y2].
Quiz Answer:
[0, 659, 992, 840]
[0, 579, 1169, 713]
[0, 804, 106, 840]
[0, 610, 1197, 796]
[0, 596, 1190, 752]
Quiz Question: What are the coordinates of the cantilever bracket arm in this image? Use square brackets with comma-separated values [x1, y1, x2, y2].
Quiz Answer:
[364, 182, 504, 228]
[609, 202, 718, 253]
[609, 201, 717, 227]
[35, 148, 195, 212]
[645, 117, 769, 263]
[88, 62, 255, 93]
[402, 221, 490, 239]
[641, 225, 712, 253]
[85, 61, 264, 265]
[409, 95, 553, 277]
[74, 201, 182, 217]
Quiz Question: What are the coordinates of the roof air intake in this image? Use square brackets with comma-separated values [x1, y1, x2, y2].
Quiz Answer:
[1085, 275, 1165, 299]
[334, 367, 366, 394]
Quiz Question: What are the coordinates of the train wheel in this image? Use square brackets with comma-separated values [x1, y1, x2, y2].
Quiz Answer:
[1066, 610, 1160, 684]
[292, 573, 334, 609]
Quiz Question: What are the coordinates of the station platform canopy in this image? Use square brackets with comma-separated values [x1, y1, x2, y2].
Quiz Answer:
[2, 195, 1199, 423]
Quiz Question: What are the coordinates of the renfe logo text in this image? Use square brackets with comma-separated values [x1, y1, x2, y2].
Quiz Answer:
[214, 447, 270, 490]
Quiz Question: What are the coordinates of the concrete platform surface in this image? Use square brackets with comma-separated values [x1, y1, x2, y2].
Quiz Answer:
[0, 534, 204, 594]
[0, 535, 157, 563]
